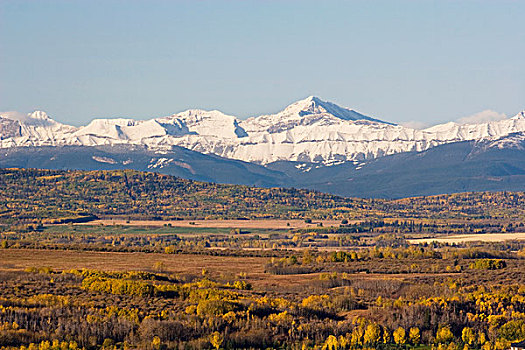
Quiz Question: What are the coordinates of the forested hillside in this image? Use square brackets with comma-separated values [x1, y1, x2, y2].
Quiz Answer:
[2, 168, 525, 224]
[0, 168, 370, 223]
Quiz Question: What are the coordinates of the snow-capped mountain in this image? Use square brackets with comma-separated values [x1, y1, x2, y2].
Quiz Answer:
[0, 111, 77, 146]
[1, 97, 524, 165]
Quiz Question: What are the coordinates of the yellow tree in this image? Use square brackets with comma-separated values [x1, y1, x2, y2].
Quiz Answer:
[338, 335, 349, 349]
[481, 342, 493, 350]
[151, 336, 161, 350]
[363, 323, 382, 345]
[409, 327, 421, 345]
[478, 331, 488, 345]
[38, 341, 51, 350]
[322, 335, 339, 350]
[351, 318, 366, 346]
[210, 331, 224, 350]
[436, 325, 454, 344]
[383, 328, 392, 344]
[393, 327, 406, 345]
[462, 327, 476, 346]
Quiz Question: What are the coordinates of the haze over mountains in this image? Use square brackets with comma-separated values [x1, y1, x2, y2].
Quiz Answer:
[2, 97, 525, 198]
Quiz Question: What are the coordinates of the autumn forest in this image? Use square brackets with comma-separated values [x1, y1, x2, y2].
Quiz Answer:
[1, 168, 525, 349]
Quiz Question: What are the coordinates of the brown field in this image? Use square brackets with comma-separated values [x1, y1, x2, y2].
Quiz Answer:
[0, 249, 431, 295]
[0, 249, 265, 275]
[80, 219, 345, 229]
[408, 232, 525, 244]
[0, 249, 321, 293]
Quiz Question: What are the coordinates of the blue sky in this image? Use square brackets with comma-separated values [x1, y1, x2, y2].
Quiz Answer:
[1, 0, 524, 126]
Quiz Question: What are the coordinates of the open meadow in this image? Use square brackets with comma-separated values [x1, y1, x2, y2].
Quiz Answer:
[409, 232, 525, 244]
[82, 219, 345, 229]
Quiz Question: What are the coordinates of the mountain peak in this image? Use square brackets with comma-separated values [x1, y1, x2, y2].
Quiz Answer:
[294, 96, 331, 114]
[19, 110, 70, 128]
[304, 95, 322, 103]
[284, 96, 392, 124]
[289, 95, 334, 114]
[29, 111, 51, 120]
[0, 110, 50, 123]
[511, 110, 525, 120]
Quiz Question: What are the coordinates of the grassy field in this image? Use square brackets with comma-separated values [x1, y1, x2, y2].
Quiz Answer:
[0, 248, 458, 297]
[408, 232, 525, 244]
[0, 248, 411, 300]
[80, 219, 345, 229]
[0, 249, 265, 278]
[43, 223, 288, 237]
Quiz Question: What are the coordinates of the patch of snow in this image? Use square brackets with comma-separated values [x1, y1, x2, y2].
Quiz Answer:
[148, 157, 174, 169]
[92, 156, 117, 164]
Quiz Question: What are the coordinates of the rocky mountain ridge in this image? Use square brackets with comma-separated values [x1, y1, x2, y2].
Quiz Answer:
[1, 97, 524, 165]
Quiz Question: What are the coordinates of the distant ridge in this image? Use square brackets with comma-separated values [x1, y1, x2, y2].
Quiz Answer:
[0, 144, 290, 188]
[2, 167, 525, 225]
[2, 97, 524, 165]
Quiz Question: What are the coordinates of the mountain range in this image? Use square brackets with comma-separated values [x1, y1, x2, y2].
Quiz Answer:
[2, 96, 525, 198]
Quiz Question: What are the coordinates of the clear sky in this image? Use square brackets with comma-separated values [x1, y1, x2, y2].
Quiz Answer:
[1, 0, 524, 127]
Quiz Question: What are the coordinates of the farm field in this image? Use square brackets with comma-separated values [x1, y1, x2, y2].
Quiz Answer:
[0, 248, 451, 295]
[409, 232, 525, 244]
[81, 219, 345, 229]
[40, 223, 288, 238]
[0, 249, 266, 276]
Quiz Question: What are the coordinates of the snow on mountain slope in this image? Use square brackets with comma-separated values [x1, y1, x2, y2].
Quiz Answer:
[424, 111, 525, 141]
[75, 119, 168, 141]
[484, 132, 525, 151]
[0, 118, 21, 139]
[1, 99, 524, 165]
[156, 109, 247, 138]
[0, 111, 77, 147]
[240, 96, 389, 135]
